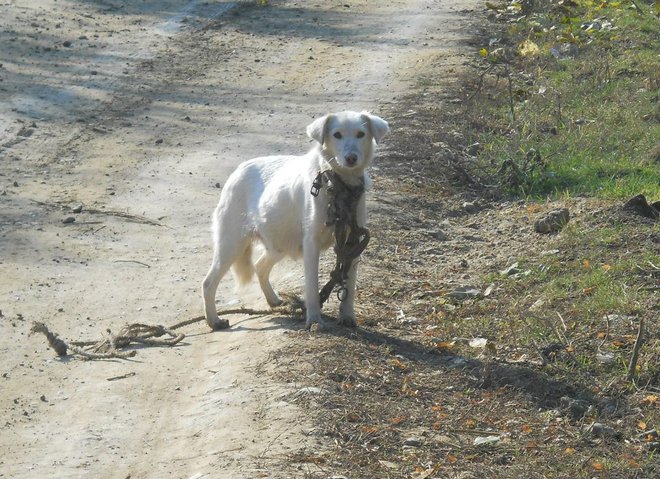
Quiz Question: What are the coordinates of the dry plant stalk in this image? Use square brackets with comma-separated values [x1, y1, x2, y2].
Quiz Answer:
[627, 318, 645, 382]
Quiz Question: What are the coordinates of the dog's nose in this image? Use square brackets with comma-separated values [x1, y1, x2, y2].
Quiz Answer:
[345, 153, 358, 166]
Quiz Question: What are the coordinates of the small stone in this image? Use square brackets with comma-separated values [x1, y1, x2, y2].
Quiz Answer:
[603, 314, 635, 323]
[500, 262, 520, 276]
[474, 435, 500, 446]
[596, 352, 616, 365]
[403, 437, 422, 447]
[62, 217, 75, 224]
[466, 142, 481, 156]
[560, 396, 591, 420]
[155, 138, 163, 145]
[469, 337, 488, 348]
[295, 386, 328, 397]
[534, 208, 570, 233]
[62, 40, 72, 47]
[584, 422, 620, 440]
[449, 286, 481, 300]
[72, 204, 83, 213]
[550, 43, 578, 59]
[429, 229, 448, 241]
[623, 194, 659, 220]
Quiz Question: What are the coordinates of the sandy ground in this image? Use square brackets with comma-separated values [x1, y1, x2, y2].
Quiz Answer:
[0, 0, 479, 477]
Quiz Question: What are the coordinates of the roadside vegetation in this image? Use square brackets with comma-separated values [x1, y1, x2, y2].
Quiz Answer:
[277, 1, 658, 477]
[471, 0, 659, 200]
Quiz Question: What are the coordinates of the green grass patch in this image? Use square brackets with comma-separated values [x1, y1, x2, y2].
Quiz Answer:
[468, 0, 660, 199]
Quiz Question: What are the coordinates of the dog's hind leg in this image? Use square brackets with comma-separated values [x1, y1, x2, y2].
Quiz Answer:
[202, 223, 250, 330]
[255, 249, 283, 307]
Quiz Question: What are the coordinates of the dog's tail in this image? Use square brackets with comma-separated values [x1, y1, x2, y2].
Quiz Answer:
[231, 242, 254, 286]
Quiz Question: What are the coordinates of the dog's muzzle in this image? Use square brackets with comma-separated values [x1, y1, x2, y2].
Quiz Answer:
[345, 153, 358, 167]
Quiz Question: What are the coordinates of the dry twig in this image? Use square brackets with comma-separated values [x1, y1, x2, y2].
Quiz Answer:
[627, 318, 645, 382]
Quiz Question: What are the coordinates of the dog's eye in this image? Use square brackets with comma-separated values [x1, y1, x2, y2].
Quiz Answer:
[356, 131, 365, 138]
[333, 132, 342, 139]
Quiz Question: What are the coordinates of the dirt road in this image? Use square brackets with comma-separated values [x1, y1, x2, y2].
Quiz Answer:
[0, 1, 479, 477]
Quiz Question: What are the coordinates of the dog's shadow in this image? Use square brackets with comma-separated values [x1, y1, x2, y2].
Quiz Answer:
[282, 317, 598, 411]
[209, 310, 600, 412]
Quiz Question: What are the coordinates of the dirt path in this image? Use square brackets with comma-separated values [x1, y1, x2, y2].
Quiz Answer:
[1, 1, 479, 477]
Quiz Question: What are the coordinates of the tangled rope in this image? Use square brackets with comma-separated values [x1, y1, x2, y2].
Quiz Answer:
[30, 295, 305, 360]
[311, 169, 370, 306]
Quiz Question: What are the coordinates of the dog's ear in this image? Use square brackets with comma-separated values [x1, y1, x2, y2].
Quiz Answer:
[361, 112, 390, 144]
[306, 114, 333, 145]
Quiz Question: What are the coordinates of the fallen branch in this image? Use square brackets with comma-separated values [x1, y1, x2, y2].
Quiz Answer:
[30, 199, 165, 227]
[113, 259, 152, 268]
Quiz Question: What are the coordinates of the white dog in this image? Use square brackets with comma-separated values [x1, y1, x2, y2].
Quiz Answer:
[201, 111, 389, 330]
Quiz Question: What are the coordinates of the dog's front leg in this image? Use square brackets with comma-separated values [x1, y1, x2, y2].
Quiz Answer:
[338, 257, 358, 327]
[303, 234, 325, 329]
[339, 196, 366, 327]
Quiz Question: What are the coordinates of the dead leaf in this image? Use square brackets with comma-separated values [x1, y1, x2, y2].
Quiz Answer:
[641, 395, 658, 406]
[389, 415, 406, 425]
[378, 460, 399, 470]
[389, 358, 408, 370]
[484, 283, 496, 296]
[346, 412, 359, 422]
[433, 340, 456, 352]
[518, 39, 541, 56]
[412, 468, 434, 479]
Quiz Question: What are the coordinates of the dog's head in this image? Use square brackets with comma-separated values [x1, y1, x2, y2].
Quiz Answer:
[306, 111, 389, 174]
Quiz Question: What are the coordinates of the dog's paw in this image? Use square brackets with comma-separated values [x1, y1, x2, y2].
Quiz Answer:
[206, 317, 230, 331]
[267, 296, 284, 308]
[308, 321, 327, 333]
[337, 314, 357, 328]
[305, 312, 327, 332]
